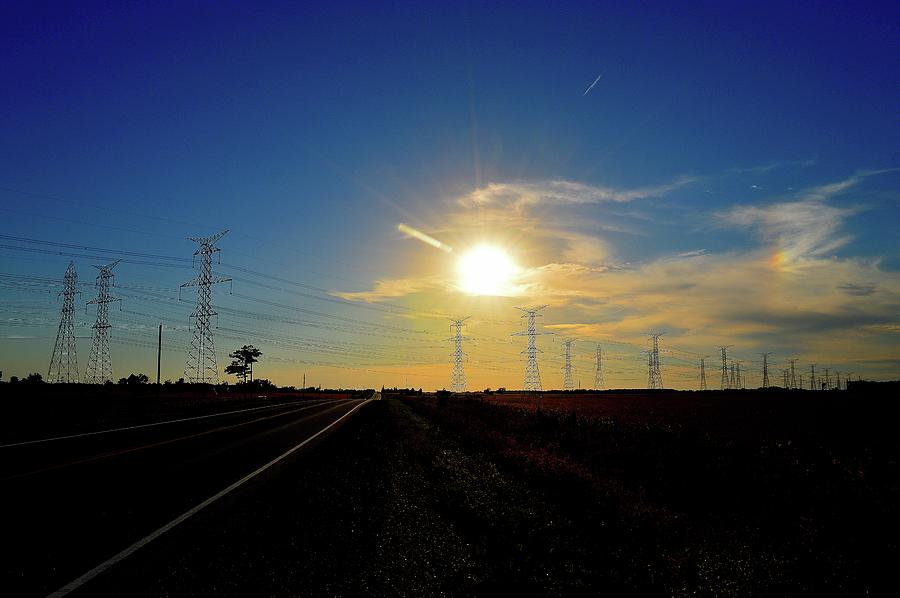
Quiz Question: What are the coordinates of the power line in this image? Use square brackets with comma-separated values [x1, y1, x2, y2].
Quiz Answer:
[85, 260, 121, 384]
[181, 231, 231, 384]
[647, 332, 664, 389]
[561, 338, 575, 391]
[448, 316, 470, 392]
[48, 262, 79, 383]
[512, 305, 549, 392]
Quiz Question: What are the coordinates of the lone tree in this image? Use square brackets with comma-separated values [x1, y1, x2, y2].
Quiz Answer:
[226, 345, 262, 383]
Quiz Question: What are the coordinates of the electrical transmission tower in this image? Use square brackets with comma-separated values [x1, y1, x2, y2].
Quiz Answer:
[782, 369, 789, 388]
[729, 361, 736, 389]
[561, 338, 575, 390]
[719, 345, 732, 389]
[789, 359, 797, 389]
[824, 368, 830, 390]
[448, 316, 470, 392]
[699, 356, 708, 390]
[736, 361, 743, 389]
[512, 305, 549, 392]
[647, 332, 664, 389]
[594, 345, 604, 390]
[85, 260, 121, 384]
[181, 230, 231, 384]
[760, 352, 773, 388]
[835, 371, 841, 391]
[49, 261, 80, 383]
[810, 364, 816, 390]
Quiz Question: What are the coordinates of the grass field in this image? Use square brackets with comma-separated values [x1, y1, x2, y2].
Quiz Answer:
[390, 389, 900, 595]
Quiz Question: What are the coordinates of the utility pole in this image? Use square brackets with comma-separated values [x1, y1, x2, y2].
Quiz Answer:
[157, 324, 162, 385]
[181, 230, 231, 384]
[647, 332, 664, 389]
[789, 359, 797, 389]
[719, 346, 732, 389]
[760, 352, 773, 388]
[512, 305, 549, 392]
[86, 260, 121, 384]
[562, 338, 575, 391]
[49, 261, 80, 383]
[448, 316, 470, 393]
[699, 356, 708, 390]
[594, 345, 604, 390]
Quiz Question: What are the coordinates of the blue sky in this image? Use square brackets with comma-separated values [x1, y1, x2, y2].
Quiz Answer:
[1, 2, 898, 388]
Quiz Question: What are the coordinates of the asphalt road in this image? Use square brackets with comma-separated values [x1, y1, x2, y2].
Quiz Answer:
[0, 394, 374, 597]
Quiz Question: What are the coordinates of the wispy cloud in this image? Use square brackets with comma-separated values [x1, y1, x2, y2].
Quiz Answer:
[838, 282, 877, 296]
[717, 173, 873, 260]
[460, 176, 697, 211]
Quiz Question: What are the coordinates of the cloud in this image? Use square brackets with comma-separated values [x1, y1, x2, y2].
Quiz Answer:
[460, 176, 697, 211]
[333, 276, 445, 303]
[728, 159, 817, 174]
[718, 173, 869, 260]
[838, 283, 877, 296]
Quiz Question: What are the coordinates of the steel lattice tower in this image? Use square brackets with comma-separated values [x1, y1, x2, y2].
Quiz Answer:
[448, 316, 470, 392]
[512, 305, 549, 392]
[85, 260, 121, 384]
[729, 362, 736, 389]
[647, 332, 663, 389]
[736, 361, 743, 389]
[561, 338, 575, 390]
[49, 261, 80, 383]
[181, 230, 231, 384]
[719, 345, 732, 389]
[810, 364, 816, 390]
[835, 371, 841, 391]
[760, 352, 773, 388]
[824, 368, 830, 390]
[789, 359, 797, 389]
[594, 345, 604, 390]
[699, 356, 708, 390]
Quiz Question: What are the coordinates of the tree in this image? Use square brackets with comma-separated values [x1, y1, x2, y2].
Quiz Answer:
[118, 373, 149, 385]
[25, 372, 43, 384]
[227, 345, 262, 383]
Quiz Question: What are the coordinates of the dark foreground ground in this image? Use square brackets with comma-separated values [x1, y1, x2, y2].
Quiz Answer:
[52, 390, 900, 597]
[3, 389, 897, 596]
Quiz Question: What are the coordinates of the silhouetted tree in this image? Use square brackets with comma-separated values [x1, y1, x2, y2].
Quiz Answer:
[118, 373, 149, 385]
[25, 372, 43, 384]
[227, 345, 262, 383]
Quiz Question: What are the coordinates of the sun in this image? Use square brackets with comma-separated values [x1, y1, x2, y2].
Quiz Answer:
[457, 244, 520, 296]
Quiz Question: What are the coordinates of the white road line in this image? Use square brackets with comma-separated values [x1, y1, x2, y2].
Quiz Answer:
[45, 397, 373, 598]
[0, 398, 340, 449]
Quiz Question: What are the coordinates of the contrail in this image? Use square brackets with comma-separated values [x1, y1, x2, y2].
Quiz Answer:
[582, 73, 603, 96]
[397, 223, 453, 253]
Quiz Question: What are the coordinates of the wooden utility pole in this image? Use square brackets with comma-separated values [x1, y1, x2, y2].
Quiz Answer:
[157, 324, 162, 385]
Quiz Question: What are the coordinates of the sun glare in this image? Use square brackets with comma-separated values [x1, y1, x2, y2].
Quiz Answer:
[457, 245, 520, 296]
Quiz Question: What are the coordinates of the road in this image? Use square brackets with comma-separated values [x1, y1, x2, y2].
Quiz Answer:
[0, 393, 375, 597]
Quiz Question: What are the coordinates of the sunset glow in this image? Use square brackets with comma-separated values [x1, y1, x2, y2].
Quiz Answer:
[457, 245, 520, 296]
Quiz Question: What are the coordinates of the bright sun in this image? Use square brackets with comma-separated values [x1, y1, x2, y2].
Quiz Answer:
[457, 245, 520, 296]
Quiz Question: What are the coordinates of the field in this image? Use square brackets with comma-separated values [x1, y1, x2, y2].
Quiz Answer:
[387, 388, 900, 595]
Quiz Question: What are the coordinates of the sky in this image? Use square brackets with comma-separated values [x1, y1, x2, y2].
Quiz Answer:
[1, 1, 898, 389]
